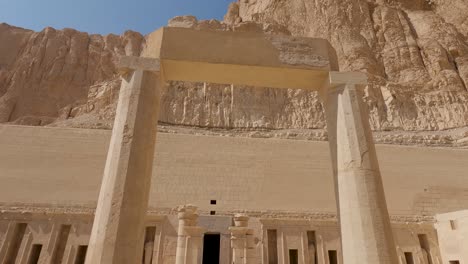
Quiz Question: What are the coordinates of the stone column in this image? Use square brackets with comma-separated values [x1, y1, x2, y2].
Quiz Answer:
[229, 214, 255, 264]
[185, 227, 205, 264]
[320, 72, 399, 264]
[176, 205, 206, 264]
[85, 57, 162, 264]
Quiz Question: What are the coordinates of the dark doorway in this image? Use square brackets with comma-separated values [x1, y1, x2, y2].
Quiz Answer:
[450, 261, 460, 264]
[267, 229, 278, 264]
[307, 231, 317, 264]
[5, 223, 27, 264]
[142, 226, 156, 264]
[417, 234, 433, 264]
[74, 246, 88, 264]
[289, 249, 298, 264]
[202, 233, 220, 264]
[51, 225, 71, 264]
[404, 252, 415, 264]
[328, 250, 338, 264]
[27, 244, 42, 264]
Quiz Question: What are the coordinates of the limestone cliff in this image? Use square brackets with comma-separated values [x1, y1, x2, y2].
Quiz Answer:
[1, 0, 468, 146]
[228, 0, 468, 132]
[0, 23, 144, 126]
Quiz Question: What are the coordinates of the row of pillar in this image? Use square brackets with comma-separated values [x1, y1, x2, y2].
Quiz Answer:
[175, 205, 254, 264]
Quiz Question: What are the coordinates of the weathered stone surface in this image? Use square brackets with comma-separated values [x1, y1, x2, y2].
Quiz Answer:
[142, 27, 336, 90]
[322, 80, 398, 263]
[0, 23, 144, 127]
[86, 69, 162, 264]
[0, 207, 441, 264]
[233, 0, 468, 132]
[1, 0, 468, 145]
[431, 0, 468, 37]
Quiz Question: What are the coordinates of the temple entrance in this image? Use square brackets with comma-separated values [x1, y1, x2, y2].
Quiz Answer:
[85, 26, 395, 263]
[289, 249, 298, 264]
[202, 233, 220, 264]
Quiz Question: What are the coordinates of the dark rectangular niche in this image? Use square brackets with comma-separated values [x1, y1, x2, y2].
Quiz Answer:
[74, 245, 88, 264]
[404, 252, 415, 264]
[51, 224, 71, 264]
[27, 244, 43, 264]
[289, 249, 298, 264]
[267, 229, 278, 264]
[142, 226, 157, 263]
[328, 250, 338, 264]
[307, 231, 317, 264]
[4, 222, 27, 264]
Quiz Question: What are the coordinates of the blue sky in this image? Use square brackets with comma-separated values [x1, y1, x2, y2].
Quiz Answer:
[0, 0, 234, 35]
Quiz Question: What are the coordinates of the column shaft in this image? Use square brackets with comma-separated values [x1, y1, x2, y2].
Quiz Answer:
[176, 206, 204, 264]
[323, 83, 398, 264]
[186, 235, 203, 264]
[85, 70, 162, 264]
[230, 214, 253, 264]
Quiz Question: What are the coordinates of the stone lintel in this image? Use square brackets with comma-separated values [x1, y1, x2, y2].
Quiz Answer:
[142, 27, 338, 90]
[144, 27, 338, 71]
[327, 71, 367, 88]
[117, 56, 161, 76]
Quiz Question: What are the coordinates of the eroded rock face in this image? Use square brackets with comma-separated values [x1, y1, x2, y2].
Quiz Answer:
[0, 23, 144, 126]
[232, 0, 468, 132]
[1, 0, 468, 145]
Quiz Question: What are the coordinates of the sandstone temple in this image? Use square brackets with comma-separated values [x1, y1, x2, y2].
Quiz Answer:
[1, 1, 468, 264]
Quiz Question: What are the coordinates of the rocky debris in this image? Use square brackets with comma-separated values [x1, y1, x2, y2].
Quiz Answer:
[1, 0, 468, 147]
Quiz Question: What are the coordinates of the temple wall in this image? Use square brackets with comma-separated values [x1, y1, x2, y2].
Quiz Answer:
[0, 124, 467, 217]
[0, 211, 442, 264]
[0, 124, 463, 263]
[435, 210, 468, 263]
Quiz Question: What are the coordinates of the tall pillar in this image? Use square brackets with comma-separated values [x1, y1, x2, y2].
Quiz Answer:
[176, 205, 206, 264]
[85, 57, 162, 264]
[229, 214, 255, 264]
[320, 72, 399, 264]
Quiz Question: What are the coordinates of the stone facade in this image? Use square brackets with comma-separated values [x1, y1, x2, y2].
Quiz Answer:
[1, 125, 466, 216]
[0, 2, 467, 262]
[0, 208, 442, 264]
[435, 210, 468, 263]
[0, 125, 465, 263]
